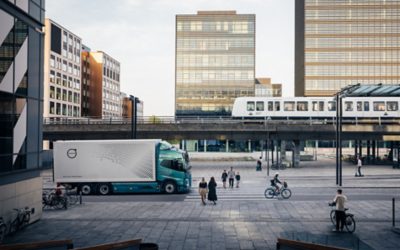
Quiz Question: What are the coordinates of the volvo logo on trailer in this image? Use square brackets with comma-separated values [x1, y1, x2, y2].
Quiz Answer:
[67, 149, 77, 159]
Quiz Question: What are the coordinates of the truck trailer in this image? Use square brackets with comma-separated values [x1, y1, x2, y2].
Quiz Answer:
[53, 139, 191, 194]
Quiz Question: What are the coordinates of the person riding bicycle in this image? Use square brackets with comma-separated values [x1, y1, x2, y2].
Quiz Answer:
[270, 173, 282, 193]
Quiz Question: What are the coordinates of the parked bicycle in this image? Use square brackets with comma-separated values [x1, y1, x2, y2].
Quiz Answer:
[42, 190, 68, 209]
[271, 163, 287, 170]
[329, 203, 356, 233]
[264, 181, 292, 199]
[8, 207, 34, 235]
[66, 187, 79, 206]
[0, 217, 6, 243]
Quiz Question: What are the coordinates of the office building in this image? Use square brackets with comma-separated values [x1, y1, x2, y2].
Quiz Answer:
[255, 78, 282, 97]
[0, 0, 45, 224]
[44, 19, 82, 117]
[121, 92, 144, 118]
[81, 51, 121, 118]
[175, 11, 256, 116]
[295, 0, 400, 96]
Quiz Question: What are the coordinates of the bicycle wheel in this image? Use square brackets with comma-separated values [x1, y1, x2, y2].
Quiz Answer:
[68, 194, 79, 205]
[330, 210, 336, 226]
[345, 215, 356, 233]
[264, 188, 275, 199]
[0, 223, 7, 243]
[22, 212, 30, 227]
[281, 188, 292, 199]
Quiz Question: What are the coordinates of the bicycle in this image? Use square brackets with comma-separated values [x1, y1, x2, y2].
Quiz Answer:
[271, 163, 287, 170]
[66, 187, 79, 206]
[42, 191, 68, 209]
[0, 217, 6, 243]
[329, 203, 356, 233]
[264, 181, 292, 199]
[9, 207, 34, 235]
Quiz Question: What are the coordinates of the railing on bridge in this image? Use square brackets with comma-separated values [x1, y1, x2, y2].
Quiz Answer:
[43, 116, 399, 126]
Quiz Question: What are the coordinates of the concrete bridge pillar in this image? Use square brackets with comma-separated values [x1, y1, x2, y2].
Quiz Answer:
[204, 140, 207, 152]
[292, 140, 300, 168]
[358, 140, 363, 158]
[372, 140, 376, 162]
[280, 141, 286, 161]
[225, 139, 229, 152]
[247, 140, 251, 152]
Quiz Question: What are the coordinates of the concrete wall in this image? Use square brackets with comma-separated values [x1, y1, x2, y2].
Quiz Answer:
[0, 176, 42, 225]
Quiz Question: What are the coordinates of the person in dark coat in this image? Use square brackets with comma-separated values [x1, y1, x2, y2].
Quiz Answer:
[208, 177, 218, 205]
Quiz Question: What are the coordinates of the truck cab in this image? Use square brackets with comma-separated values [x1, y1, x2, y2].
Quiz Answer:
[157, 141, 192, 193]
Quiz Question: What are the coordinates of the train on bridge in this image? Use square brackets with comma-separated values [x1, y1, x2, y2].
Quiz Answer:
[232, 96, 400, 120]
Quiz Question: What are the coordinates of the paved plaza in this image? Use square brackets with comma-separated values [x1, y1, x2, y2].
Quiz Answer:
[3, 156, 400, 249]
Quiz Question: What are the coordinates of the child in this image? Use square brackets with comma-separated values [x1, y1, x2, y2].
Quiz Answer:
[235, 172, 241, 188]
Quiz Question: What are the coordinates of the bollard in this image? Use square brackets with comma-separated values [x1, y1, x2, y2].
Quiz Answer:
[393, 198, 395, 228]
[79, 191, 82, 205]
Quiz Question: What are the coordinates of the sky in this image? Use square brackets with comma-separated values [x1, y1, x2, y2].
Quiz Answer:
[46, 0, 294, 116]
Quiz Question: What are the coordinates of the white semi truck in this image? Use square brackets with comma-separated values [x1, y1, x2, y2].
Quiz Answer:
[53, 139, 191, 195]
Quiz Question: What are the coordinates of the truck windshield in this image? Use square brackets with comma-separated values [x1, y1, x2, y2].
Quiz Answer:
[160, 141, 173, 150]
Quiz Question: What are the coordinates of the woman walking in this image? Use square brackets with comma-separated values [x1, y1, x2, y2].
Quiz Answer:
[208, 177, 218, 205]
[198, 177, 208, 205]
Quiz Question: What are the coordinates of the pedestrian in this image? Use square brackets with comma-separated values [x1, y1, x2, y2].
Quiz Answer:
[228, 167, 235, 188]
[331, 189, 347, 232]
[198, 177, 208, 205]
[221, 170, 228, 189]
[355, 157, 363, 177]
[256, 157, 262, 171]
[208, 177, 217, 205]
[235, 171, 241, 188]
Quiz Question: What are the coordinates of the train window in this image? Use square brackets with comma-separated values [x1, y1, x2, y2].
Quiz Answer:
[328, 101, 336, 111]
[364, 102, 369, 111]
[275, 102, 280, 111]
[297, 102, 308, 111]
[312, 101, 324, 111]
[268, 101, 273, 111]
[319, 101, 324, 111]
[344, 102, 353, 111]
[247, 101, 255, 111]
[357, 102, 362, 111]
[373, 102, 385, 111]
[312, 101, 318, 111]
[284, 102, 295, 111]
[256, 102, 264, 111]
[387, 102, 398, 111]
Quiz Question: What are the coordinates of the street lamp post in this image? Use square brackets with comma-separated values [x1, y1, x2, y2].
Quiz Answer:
[129, 95, 139, 139]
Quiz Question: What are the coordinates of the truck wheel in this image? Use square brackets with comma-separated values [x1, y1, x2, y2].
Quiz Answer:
[163, 181, 176, 194]
[98, 184, 111, 195]
[81, 184, 92, 195]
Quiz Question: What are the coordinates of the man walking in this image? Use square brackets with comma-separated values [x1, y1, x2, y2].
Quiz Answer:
[256, 157, 262, 171]
[355, 157, 363, 177]
[332, 189, 347, 232]
[228, 167, 235, 188]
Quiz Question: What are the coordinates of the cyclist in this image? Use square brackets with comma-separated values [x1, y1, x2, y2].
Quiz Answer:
[270, 173, 282, 193]
[331, 189, 347, 232]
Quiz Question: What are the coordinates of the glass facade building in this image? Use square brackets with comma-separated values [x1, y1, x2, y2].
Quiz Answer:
[175, 11, 255, 116]
[0, 0, 45, 223]
[295, 0, 400, 96]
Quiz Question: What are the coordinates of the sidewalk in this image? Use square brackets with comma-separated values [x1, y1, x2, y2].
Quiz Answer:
[4, 157, 398, 249]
